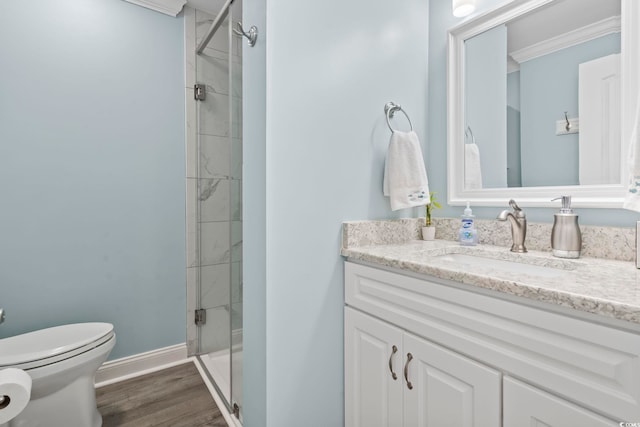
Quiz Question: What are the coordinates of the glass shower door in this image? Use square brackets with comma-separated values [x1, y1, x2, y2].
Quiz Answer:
[229, 0, 244, 418]
[193, 0, 243, 420]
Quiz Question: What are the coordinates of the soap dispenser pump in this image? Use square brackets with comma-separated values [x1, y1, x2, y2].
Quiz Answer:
[550, 196, 582, 259]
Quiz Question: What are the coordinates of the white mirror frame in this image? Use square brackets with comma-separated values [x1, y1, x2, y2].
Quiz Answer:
[447, 0, 640, 208]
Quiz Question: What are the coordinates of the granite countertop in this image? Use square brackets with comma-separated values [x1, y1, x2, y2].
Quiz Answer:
[341, 239, 640, 325]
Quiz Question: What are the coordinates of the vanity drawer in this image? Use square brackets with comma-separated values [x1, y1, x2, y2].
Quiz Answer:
[345, 261, 640, 421]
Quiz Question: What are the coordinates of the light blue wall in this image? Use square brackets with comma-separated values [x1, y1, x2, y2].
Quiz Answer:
[429, 0, 640, 226]
[507, 72, 522, 187]
[465, 25, 508, 188]
[243, 0, 267, 423]
[507, 71, 520, 109]
[0, 0, 185, 360]
[520, 34, 621, 187]
[244, 0, 429, 425]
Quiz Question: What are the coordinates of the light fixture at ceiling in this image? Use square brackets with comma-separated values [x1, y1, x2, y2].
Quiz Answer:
[452, 0, 476, 17]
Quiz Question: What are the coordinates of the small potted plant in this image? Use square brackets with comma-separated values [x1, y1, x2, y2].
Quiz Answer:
[422, 192, 442, 241]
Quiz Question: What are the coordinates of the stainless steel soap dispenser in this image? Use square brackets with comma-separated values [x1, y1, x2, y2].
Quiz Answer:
[551, 196, 582, 259]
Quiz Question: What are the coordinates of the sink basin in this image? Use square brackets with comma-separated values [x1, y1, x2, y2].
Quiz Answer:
[433, 253, 569, 278]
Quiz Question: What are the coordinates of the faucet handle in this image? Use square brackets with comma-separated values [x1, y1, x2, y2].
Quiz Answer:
[509, 199, 526, 218]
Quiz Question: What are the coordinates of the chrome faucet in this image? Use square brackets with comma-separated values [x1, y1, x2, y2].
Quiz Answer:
[497, 199, 527, 253]
[0, 308, 4, 325]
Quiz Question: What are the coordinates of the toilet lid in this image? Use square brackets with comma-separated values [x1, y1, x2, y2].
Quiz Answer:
[0, 323, 114, 369]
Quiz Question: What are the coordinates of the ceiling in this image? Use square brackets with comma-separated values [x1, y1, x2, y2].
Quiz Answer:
[506, 0, 620, 53]
[186, 0, 227, 16]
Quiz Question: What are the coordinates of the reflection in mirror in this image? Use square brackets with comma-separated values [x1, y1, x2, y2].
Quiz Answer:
[463, 0, 621, 189]
[448, 0, 639, 207]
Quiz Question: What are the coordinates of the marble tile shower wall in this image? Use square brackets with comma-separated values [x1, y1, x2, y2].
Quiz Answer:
[185, 7, 243, 354]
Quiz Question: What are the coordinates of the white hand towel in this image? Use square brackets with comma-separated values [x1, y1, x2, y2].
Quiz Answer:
[383, 130, 430, 211]
[464, 143, 483, 189]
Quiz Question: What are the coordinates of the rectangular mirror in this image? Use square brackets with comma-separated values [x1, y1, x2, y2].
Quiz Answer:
[447, 0, 640, 207]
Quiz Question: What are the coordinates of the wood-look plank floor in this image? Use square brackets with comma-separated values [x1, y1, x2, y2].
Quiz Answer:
[96, 361, 228, 427]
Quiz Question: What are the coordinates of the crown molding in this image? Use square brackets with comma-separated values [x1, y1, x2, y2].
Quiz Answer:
[124, 0, 186, 17]
[510, 16, 621, 64]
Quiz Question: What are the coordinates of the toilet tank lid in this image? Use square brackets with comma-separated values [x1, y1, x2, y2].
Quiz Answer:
[0, 322, 114, 367]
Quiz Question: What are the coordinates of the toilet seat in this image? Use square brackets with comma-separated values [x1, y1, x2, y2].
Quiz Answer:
[0, 323, 115, 370]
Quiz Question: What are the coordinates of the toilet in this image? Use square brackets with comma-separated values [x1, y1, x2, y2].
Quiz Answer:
[0, 323, 115, 427]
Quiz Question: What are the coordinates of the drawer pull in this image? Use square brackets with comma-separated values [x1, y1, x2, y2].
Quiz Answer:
[388, 345, 398, 380]
[404, 353, 414, 390]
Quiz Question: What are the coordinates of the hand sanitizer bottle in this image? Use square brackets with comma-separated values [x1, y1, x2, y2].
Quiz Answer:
[459, 202, 478, 246]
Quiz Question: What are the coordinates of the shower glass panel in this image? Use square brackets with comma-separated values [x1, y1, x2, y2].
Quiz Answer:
[194, 1, 243, 420]
[229, 0, 243, 415]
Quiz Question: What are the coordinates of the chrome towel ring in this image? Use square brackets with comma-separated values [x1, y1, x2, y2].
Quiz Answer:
[384, 102, 413, 132]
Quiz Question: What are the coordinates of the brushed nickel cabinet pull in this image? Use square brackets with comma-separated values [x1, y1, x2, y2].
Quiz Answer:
[404, 353, 414, 390]
[388, 345, 398, 380]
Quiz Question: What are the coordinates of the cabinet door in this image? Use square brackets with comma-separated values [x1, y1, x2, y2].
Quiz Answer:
[403, 333, 501, 427]
[345, 307, 404, 427]
[504, 377, 617, 427]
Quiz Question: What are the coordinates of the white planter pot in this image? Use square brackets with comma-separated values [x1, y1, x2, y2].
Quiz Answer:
[422, 226, 436, 241]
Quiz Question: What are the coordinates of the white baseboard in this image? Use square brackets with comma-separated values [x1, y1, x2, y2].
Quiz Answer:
[95, 343, 189, 387]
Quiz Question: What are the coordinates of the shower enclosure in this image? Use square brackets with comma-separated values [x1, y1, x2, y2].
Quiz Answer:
[186, 0, 243, 421]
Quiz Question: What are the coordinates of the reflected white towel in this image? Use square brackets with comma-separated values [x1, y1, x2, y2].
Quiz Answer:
[383, 130, 430, 211]
[464, 143, 483, 190]
[624, 99, 640, 211]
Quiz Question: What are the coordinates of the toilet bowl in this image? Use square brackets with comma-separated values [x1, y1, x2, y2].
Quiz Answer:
[0, 323, 115, 427]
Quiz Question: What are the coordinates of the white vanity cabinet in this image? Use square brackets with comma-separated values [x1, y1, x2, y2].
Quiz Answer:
[503, 377, 618, 426]
[344, 261, 640, 426]
[345, 307, 501, 427]
[345, 307, 403, 427]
